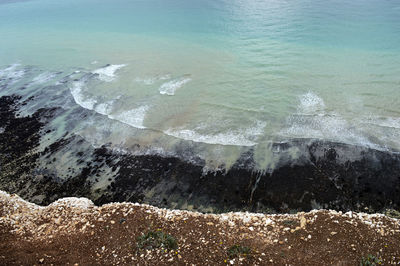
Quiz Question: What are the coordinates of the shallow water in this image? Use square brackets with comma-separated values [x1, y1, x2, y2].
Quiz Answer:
[1, 0, 400, 170]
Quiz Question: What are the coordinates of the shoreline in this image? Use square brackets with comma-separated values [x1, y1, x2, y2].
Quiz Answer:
[0, 94, 400, 214]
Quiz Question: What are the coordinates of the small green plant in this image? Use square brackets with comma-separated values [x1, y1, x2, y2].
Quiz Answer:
[136, 230, 178, 250]
[384, 209, 400, 219]
[227, 244, 251, 258]
[360, 254, 382, 266]
[282, 219, 298, 226]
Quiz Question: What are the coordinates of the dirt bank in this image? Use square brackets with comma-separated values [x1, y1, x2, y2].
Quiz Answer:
[1, 191, 399, 265]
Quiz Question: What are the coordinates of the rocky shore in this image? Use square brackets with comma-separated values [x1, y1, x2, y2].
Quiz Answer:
[1, 94, 400, 264]
[1, 190, 399, 265]
[0, 94, 399, 214]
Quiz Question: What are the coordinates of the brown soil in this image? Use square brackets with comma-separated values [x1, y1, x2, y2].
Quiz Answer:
[0, 191, 399, 265]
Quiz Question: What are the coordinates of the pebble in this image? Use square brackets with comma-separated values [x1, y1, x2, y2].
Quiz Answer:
[300, 216, 307, 228]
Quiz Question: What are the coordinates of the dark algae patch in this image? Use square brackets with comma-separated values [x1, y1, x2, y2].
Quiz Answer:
[0, 94, 399, 213]
[0, 95, 92, 204]
[0, 95, 44, 197]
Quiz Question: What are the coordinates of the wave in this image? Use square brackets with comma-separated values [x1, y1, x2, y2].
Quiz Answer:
[70, 81, 97, 110]
[165, 129, 257, 146]
[71, 87, 149, 130]
[164, 121, 266, 146]
[362, 116, 400, 130]
[69, 73, 266, 147]
[92, 64, 127, 82]
[135, 74, 171, 85]
[93, 100, 115, 116]
[159, 76, 191, 96]
[31, 71, 57, 85]
[298, 91, 326, 114]
[279, 92, 381, 149]
[69, 69, 150, 130]
[0, 64, 25, 83]
[108, 106, 149, 129]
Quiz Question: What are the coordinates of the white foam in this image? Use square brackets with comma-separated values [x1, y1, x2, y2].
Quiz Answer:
[298, 91, 325, 114]
[0, 64, 25, 83]
[164, 121, 266, 146]
[108, 106, 149, 129]
[94, 101, 114, 116]
[280, 91, 379, 149]
[159, 77, 191, 96]
[159, 74, 171, 80]
[92, 64, 127, 82]
[165, 129, 256, 146]
[135, 77, 156, 85]
[135, 74, 171, 85]
[69, 81, 97, 110]
[69, 78, 148, 130]
[31, 71, 56, 85]
[363, 116, 400, 129]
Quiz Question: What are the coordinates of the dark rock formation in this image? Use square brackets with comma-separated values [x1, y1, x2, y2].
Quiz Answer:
[0, 95, 399, 213]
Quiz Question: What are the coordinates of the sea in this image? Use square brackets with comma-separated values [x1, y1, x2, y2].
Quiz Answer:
[1, 0, 400, 171]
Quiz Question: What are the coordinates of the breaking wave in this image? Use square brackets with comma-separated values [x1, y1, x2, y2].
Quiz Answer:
[70, 81, 97, 110]
[165, 121, 266, 146]
[108, 106, 149, 129]
[92, 64, 127, 82]
[0, 64, 25, 84]
[159, 76, 191, 96]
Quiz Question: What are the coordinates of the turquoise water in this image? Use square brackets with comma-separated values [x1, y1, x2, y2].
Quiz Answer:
[1, 0, 400, 169]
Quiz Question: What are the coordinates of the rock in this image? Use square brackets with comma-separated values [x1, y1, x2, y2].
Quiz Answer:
[39, 258, 44, 264]
[265, 218, 273, 225]
[300, 216, 307, 228]
[330, 232, 337, 236]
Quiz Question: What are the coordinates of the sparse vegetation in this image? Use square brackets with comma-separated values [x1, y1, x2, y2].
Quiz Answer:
[384, 209, 400, 219]
[283, 219, 298, 226]
[360, 254, 382, 266]
[136, 230, 178, 250]
[227, 244, 251, 258]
